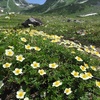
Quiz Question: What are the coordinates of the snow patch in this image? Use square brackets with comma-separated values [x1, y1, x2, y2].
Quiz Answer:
[78, 0, 88, 4]
[79, 13, 98, 17]
[14, 3, 21, 6]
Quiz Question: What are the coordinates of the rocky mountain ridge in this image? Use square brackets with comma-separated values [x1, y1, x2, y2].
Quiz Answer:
[0, 0, 38, 12]
[0, 0, 100, 15]
[26, 0, 100, 15]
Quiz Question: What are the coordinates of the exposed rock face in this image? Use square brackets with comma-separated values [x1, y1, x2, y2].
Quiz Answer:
[21, 17, 43, 27]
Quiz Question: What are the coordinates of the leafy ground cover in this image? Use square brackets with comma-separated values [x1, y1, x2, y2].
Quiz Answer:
[0, 14, 100, 47]
[0, 14, 100, 99]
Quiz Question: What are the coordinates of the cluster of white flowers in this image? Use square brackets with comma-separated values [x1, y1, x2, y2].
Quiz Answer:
[1, 28, 100, 99]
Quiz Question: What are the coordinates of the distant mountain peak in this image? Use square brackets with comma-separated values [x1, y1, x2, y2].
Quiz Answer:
[0, 0, 37, 12]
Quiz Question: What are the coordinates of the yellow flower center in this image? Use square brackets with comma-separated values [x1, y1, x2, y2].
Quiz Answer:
[5, 63, 9, 67]
[16, 70, 20, 74]
[86, 73, 92, 77]
[23, 38, 26, 41]
[8, 51, 12, 55]
[55, 81, 60, 85]
[35, 47, 39, 50]
[78, 57, 81, 60]
[97, 82, 100, 86]
[95, 52, 99, 55]
[74, 72, 78, 76]
[80, 66, 86, 71]
[18, 56, 22, 60]
[83, 74, 87, 78]
[27, 45, 31, 49]
[52, 64, 56, 68]
[34, 63, 38, 67]
[40, 70, 44, 74]
[65, 89, 70, 93]
[18, 92, 24, 97]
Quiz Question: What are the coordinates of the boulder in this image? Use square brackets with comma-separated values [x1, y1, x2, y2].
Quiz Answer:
[67, 19, 71, 22]
[21, 17, 43, 27]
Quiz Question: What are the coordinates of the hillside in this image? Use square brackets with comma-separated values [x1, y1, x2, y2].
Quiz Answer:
[24, 0, 100, 15]
[0, 0, 38, 13]
[0, 0, 100, 15]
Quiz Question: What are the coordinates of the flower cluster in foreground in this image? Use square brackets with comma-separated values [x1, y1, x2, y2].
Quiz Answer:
[0, 29, 100, 99]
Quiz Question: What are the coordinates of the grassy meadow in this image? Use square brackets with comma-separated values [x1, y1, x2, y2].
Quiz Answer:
[0, 13, 100, 100]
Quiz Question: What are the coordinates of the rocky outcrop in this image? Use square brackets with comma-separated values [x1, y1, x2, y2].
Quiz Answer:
[21, 17, 43, 27]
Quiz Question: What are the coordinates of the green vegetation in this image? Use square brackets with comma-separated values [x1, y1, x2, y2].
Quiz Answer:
[0, 14, 100, 99]
[0, 0, 28, 12]
[0, 0, 100, 15]
[24, 0, 100, 15]
[0, 14, 100, 46]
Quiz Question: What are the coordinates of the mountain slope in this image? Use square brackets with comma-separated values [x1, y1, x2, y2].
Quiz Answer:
[25, 0, 76, 13]
[24, 0, 100, 15]
[0, 0, 38, 12]
[43, 0, 76, 13]
[45, 0, 100, 15]
[0, 0, 100, 15]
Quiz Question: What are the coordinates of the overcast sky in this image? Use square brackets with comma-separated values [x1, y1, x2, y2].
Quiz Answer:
[26, 0, 46, 5]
